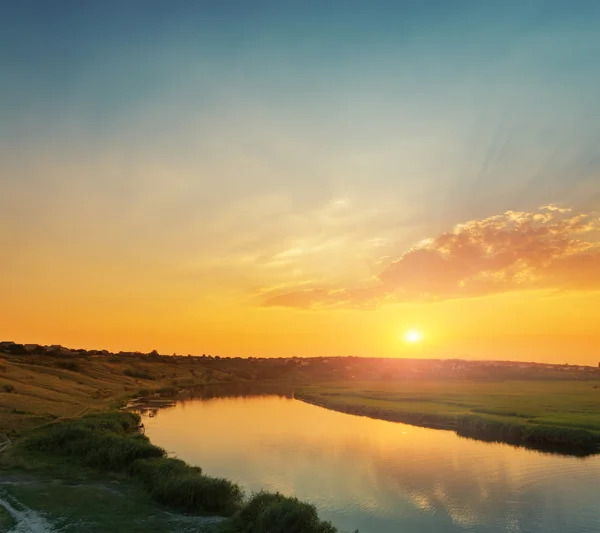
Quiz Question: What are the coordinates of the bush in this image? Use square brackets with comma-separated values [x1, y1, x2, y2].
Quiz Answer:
[230, 492, 338, 533]
[150, 473, 244, 515]
[131, 456, 242, 514]
[131, 457, 199, 485]
[156, 386, 179, 396]
[21, 412, 244, 516]
[54, 360, 81, 372]
[24, 414, 164, 471]
[2, 383, 15, 393]
[124, 368, 156, 380]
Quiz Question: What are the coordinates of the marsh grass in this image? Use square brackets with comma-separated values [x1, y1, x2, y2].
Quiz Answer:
[297, 380, 600, 454]
[223, 491, 338, 533]
[17, 412, 243, 515]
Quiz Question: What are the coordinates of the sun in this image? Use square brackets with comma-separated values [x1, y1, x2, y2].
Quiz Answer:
[403, 329, 423, 344]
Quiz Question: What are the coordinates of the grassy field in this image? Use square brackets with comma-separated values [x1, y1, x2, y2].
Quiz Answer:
[0, 472, 224, 533]
[296, 380, 600, 454]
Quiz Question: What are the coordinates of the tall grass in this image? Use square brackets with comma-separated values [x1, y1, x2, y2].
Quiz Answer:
[21, 412, 243, 515]
[225, 491, 338, 533]
[24, 412, 163, 471]
[456, 415, 599, 452]
[297, 385, 600, 455]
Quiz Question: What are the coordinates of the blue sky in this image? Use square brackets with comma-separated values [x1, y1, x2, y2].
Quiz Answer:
[3, 1, 599, 212]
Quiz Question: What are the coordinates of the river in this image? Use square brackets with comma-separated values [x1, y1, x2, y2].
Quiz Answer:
[141, 391, 600, 533]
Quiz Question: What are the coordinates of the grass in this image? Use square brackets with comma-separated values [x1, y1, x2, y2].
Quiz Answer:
[0, 353, 224, 434]
[2, 411, 344, 532]
[124, 367, 157, 380]
[0, 473, 223, 533]
[221, 492, 340, 533]
[11, 412, 242, 516]
[296, 380, 600, 454]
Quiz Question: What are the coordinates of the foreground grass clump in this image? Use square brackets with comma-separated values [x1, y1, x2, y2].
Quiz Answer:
[224, 491, 338, 533]
[132, 457, 244, 514]
[18, 412, 244, 516]
[24, 412, 163, 471]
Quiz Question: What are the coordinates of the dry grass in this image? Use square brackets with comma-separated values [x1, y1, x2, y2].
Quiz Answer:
[0, 353, 219, 434]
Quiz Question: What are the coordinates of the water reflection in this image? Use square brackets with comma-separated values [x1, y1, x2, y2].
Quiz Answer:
[142, 394, 600, 533]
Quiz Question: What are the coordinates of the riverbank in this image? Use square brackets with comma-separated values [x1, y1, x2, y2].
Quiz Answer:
[0, 411, 343, 533]
[296, 380, 600, 455]
[0, 350, 261, 435]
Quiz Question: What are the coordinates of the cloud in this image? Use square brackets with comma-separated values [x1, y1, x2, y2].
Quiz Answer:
[262, 205, 600, 308]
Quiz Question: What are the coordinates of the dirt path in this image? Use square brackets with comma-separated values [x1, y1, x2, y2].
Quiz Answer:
[0, 485, 56, 533]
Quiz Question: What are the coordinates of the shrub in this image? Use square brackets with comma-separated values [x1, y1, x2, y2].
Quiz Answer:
[24, 419, 164, 471]
[131, 457, 199, 485]
[156, 386, 179, 396]
[124, 368, 156, 380]
[230, 492, 338, 533]
[256, 498, 337, 533]
[150, 473, 244, 515]
[54, 360, 81, 372]
[21, 411, 244, 516]
[23, 412, 157, 462]
[132, 456, 242, 514]
[2, 383, 15, 393]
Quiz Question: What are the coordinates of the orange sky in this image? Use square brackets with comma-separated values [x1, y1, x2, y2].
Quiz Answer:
[2, 216, 600, 364]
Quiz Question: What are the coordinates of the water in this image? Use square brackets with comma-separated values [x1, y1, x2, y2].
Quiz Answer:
[141, 393, 600, 533]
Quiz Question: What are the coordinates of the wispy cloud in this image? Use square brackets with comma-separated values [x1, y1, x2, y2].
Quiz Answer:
[263, 206, 600, 308]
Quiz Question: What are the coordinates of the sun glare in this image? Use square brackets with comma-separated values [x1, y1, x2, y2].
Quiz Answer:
[403, 329, 423, 344]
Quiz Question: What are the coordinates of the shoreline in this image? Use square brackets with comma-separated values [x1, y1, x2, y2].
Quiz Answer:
[0, 409, 346, 533]
[132, 383, 600, 456]
[2, 380, 599, 531]
[295, 392, 600, 457]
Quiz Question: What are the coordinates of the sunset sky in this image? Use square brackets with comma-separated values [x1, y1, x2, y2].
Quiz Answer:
[2, 1, 600, 364]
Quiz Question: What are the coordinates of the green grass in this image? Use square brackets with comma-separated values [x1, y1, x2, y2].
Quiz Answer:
[0, 473, 222, 533]
[13, 412, 243, 516]
[222, 492, 338, 533]
[2, 411, 345, 532]
[296, 380, 600, 454]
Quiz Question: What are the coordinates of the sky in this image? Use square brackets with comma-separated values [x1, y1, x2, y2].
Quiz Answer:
[1, 1, 600, 363]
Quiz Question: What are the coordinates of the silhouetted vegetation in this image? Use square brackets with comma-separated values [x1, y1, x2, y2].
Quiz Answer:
[456, 415, 599, 453]
[23, 412, 163, 470]
[124, 367, 157, 380]
[54, 360, 82, 372]
[223, 491, 338, 533]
